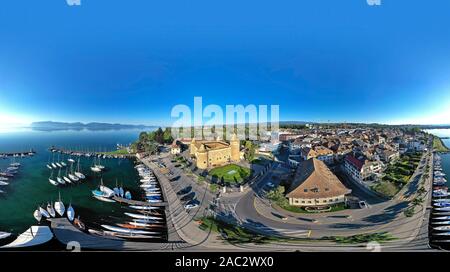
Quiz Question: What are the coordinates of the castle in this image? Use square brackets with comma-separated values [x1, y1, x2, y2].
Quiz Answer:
[190, 134, 241, 169]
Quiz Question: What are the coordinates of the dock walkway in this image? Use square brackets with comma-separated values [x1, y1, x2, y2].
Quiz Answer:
[50, 218, 191, 251]
[112, 196, 168, 207]
[0, 150, 36, 157]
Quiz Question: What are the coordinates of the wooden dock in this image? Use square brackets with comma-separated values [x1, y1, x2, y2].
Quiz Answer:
[0, 149, 36, 157]
[50, 218, 190, 251]
[48, 146, 135, 158]
[112, 196, 168, 207]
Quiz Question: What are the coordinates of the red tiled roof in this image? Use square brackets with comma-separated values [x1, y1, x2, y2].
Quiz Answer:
[345, 155, 364, 171]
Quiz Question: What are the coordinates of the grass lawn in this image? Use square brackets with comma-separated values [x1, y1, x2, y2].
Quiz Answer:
[198, 217, 309, 244]
[100, 148, 130, 155]
[209, 164, 251, 184]
[324, 232, 395, 244]
[373, 152, 423, 198]
[433, 136, 449, 152]
[276, 202, 347, 214]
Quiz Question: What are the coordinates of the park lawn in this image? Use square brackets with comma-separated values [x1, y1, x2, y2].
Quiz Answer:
[100, 148, 130, 155]
[374, 152, 423, 198]
[276, 201, 347, 214]
[325, 232, 395, 244]
[198, 217, 308, 244]
[198, 216, 272, 244]
[209, 164, 251, 184]
[433, 136, 450, 152]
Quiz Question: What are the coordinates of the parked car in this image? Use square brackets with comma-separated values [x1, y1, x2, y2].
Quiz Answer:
[359, 201, 368, 209]
[185, 203, 199, 210]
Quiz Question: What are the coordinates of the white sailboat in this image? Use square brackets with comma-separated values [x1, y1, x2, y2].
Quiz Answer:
[49, 171, 59, 186]
[33, 209, 42, 222]
[101, 224, 160, 235]
[0, 181, 8, 186]
[129, 205, 160, 210]
[63, 167, 72, 184]
[124, 212, 164, 221]
[67, 204, 75, 221]
[1, 226, 53, 249]
[74, 158, 86, 179]
[68, 164, 79, 182]
[46, 156, 52, 169]
[47, 202, 56, 218]
[39, 206, 50, 218]
[60, 154, 67, 167]
[54, 192, 65, 216]
[0, 232, 11, 240]
[56, 168, 65, 185]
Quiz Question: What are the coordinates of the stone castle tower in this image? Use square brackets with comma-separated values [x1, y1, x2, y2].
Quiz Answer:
[196, 144, 208, 169]
[230, 133, 240, 161]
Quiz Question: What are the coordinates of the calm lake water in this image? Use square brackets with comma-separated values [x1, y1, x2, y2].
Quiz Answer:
[0, 129, 146, 236]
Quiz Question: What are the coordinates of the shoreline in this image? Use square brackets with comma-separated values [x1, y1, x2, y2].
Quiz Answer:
[433, 135, 450, 153]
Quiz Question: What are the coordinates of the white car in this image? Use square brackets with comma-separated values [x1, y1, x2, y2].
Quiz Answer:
[267, 182, 275, 188]
[184, 203, 199, 210]
[359, 201, 368, 209]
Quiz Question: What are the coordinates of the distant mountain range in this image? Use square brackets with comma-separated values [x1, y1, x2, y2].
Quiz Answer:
[30, 121, 156, 131]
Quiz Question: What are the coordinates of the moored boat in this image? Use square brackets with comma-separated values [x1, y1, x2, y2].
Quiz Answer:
[1, 226, 53, 248]
[55, 193, 65, 216]
[101, 224, 161, 235]
[47, 202, 56, 217]
[124, 212, 164, 221]
[67, 204, 75, 221]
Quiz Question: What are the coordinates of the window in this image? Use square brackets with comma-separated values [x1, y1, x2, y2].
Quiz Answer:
[304, 189, 308, 192]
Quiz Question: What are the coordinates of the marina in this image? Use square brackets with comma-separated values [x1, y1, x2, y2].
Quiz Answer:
[428, 132, 450, 248]
[0, 129, 173, 250]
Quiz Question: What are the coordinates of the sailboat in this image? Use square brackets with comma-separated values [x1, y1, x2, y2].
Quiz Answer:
[51, 153, 58, 169]
[68, 164, 79, 182]
[92, 178, 116, 202]
[0, 232, 11, 240]
[95, 152, 105, 170]
[10, 157, 20, 167]
[39, 206, 50, 218]
[0, 181, 8, 186]
[56, 168, 66, 185]
[33, 208, 42, 222]
[54, 192, 65, 216]
[113, 179, 120, 196]
[46, 156, 52, 169]
[68, 155, 75, 163]
[63, 167, 72, 184]
[67, 204, 75, 221]
[74, 158, 86, 179]
[119, 186, 124, 198]
[101, 225, 160, 235]
[91, 157, 102, 172]
[49, 171, 59, 186]
[47, 202, 56, 218]
[124, 212, 164, 221]
[55, 154, 63, 168]
[60, 154, 67, 167]
[125, 191, 132, 200]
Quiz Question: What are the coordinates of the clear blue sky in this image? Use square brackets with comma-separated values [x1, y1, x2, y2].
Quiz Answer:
[0, 0, 449, 126]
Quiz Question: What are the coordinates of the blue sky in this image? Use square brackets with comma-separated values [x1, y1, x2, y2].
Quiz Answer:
[0, 0, 450, 126]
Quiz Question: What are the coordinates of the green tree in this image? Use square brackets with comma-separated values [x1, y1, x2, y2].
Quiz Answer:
[163, 127, 174, 144]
